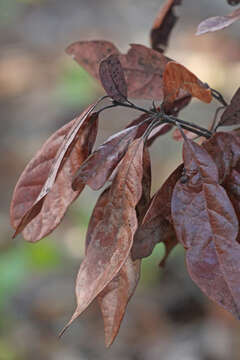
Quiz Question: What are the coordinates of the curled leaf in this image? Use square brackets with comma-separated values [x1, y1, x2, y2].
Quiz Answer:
[10, 104, 99, 241]
[99, 54, 127, 102]
[163, 61, 212, 104]
[196, 8, 240, 35]
[60, 138, 144, 335]
[72, 121, 149, 191]
[150, 0, 182, 53]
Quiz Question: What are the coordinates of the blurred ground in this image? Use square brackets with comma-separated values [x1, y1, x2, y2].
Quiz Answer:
[1, 0, 240, 359]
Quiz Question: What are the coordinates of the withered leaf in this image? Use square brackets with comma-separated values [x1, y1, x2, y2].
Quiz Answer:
[163, 61, 212, 104]
[132, 165, 183, 261]
[60, 138, 144, 335]
[10, 103, 99, 241]
[66, 40, 120, 79]
[72, 121, 149, 191]
[99, 54, 127, 102]
[219, 88, 240, 126]
[90, 146, 149, 347]
[163, 94, 192, 116]
[172, 138, 240, 317]
[196, 8, 240, 35]
[85, 189, 140, 347]
[67, 41, 190, 102]
[98, 257, 141, 347]
[151, 0, 182, 53]
[203, 132, 240, 183]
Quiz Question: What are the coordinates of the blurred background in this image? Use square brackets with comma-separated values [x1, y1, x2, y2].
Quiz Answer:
[1, 0, 240, 359]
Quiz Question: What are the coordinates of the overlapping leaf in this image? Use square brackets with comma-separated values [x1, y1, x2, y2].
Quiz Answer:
[132, 165, 183, 261]
[196, 8, 240, 35]
[94, 146, 150, 346]
[219, 88, 240, 126]
[72, 121, 149, 191]
[203, 132, 240, 183]
[150, 0, 182, 53]
[60, 138, 144, 335]
[172, 138, 240, 317]
[163, 61, 212, 104]
[99, 54, 127, 102]
[66, 41, 191, 102]
[10, 104, 99, 241]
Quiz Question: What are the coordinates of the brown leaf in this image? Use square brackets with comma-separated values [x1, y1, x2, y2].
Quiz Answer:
[132, 165, 183, 260]
[172, 139, 240, 317]
[60, 138, 144, 335]
[98, 257, 141, 347]
[196, 8, 240, 35]
[10, 103, 99, 241]
[163, 61, 212, 104]
[89, 146, 149, 347]
[172, 128, 196, 141]
[163, 94, 192, 116]
[150, 0, 182, 53]
[85, 188, 141, 347]
[72, 121, 149, 191]
[219, 88, 240, 126]
[99, 54, 127, 102]
[147, 123, 173, 146]
[203, 132, 240, 183]
[66, 41, 120, 79]
[67, 41, 190, 102]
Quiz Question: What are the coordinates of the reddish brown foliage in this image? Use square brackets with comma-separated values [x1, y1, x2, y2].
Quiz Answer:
[10, 104, 99, 241]
[163, 61, 212, 104]
[196, 7, 240, 35]
[219, 88, 240, 126]
[151, 0, 182, 53]
[10, 1, 240, 348]
[99, 54, 127, 102]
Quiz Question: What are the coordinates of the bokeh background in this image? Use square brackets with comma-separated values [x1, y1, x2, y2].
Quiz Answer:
[1, 0, 240, 359]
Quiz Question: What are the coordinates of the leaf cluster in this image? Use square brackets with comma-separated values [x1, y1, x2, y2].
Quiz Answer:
[10, 0, 240, 347]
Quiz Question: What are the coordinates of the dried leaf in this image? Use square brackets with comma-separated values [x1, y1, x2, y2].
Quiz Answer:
[132, 165, 183, 260]
[163, 61, 212, 104]
[163, 94, 192, 116]
[151, 0, 182, 53]
[196, 8, 240, 35]
[219, 88, 240, 126]
[72, 121, 148, 191]
[60, 138, 144, 335]
[66, 41, 120, 79]
[10, 105, 99, 241]
[98, 257, 141, 347]
[99, 54, 127, 102]
[172, 139, 240, 317]
[203, 132, 240, 183]
[67, 41, 190, 102]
